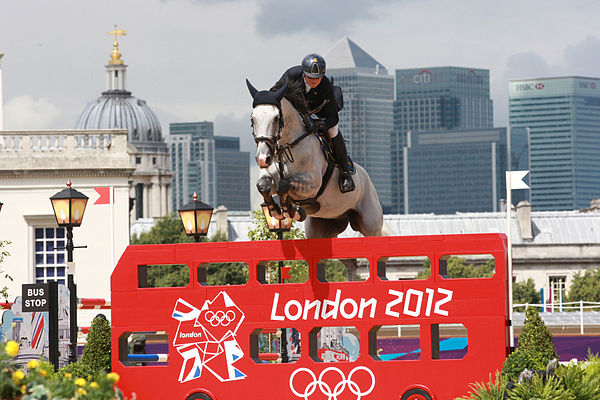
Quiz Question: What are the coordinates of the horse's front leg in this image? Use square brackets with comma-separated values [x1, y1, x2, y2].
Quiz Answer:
[257, 173, 282, 219]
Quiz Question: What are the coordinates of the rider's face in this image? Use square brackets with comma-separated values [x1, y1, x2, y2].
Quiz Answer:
[304, 74, 322, 89]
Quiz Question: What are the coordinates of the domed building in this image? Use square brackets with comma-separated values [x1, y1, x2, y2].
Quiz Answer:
[75, 31, 172, 223]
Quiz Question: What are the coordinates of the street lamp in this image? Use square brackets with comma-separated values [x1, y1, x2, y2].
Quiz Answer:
[49, 179, 88, 364]
[261, 196, 293, 363]
[178, 192, 213, 242]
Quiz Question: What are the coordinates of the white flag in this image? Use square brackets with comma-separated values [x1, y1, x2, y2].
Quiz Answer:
[507, 170, 529, 190]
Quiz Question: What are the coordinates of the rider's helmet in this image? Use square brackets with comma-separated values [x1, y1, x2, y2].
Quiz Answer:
[302, 53, 326, 79]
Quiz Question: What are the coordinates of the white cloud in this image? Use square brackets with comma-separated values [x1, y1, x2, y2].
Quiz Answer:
[3, 95, 62, 129]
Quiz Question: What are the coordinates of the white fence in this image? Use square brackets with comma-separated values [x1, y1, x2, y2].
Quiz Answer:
[513, 301, 600, 334]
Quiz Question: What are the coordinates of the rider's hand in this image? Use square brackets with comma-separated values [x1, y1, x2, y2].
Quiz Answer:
[306, 118, 325, 133]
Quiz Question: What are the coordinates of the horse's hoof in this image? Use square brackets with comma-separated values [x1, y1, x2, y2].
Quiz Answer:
[293, 206, 306, 222]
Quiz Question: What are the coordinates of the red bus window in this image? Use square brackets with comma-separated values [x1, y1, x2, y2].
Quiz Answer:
[138, 264, 189, 288]
[197, 262, 249, 286]
[370, 324, 421, 361]
[439, 254, 495, 279]
[377, 256, 431, 281]
[316, 258, 369, 282]
[118, 331, 169, 367]
[309, 326, 360, 363]
[250, 327, 301, 364]
[431, 323, 468, 360]
[257, 260, 309, 284]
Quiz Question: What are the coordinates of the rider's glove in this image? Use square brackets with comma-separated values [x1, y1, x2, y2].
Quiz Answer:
[306, 118, 325, 133]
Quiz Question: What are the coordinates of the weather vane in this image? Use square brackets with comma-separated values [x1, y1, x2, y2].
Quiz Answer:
[107, 24, 127, 42]
[107, 24, 127, 65]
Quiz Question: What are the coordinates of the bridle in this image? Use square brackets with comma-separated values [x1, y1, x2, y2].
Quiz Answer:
[251, 100, 328, 165]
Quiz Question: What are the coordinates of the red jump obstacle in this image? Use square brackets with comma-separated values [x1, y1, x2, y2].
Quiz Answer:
[111, 234, 510, 400]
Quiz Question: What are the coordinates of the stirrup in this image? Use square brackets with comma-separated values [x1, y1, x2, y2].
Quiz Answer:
[339, 172, 355, 193]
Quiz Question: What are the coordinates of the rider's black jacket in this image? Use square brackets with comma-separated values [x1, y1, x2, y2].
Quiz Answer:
[273, 65, 339, 130]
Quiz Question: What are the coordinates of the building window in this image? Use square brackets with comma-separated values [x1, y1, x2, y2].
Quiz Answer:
[34, 227, 67, 285]
[549, 276, 567, 307]
[135, 157, 141, 164]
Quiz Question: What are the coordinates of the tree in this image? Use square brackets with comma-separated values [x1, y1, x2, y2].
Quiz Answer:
[567, 267, 600, 302]
[0, 240, 12, 302]
[131, 214, 196, 244]
[502, 306, 557, 381]
[248, 210, 308, 283]
[415, 257, 494, 280]
[513, 278, 540, 311]
[131, 214, 237, 286]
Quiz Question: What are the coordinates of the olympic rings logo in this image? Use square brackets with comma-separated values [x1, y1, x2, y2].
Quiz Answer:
[203, 310, 236, 326]
[289, 366, 375, 400]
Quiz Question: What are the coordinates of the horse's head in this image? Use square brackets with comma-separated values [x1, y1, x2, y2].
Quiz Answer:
[246, 79, 288, 168]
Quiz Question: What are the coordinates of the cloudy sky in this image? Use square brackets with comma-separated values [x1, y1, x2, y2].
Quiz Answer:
[2, 0, 600, 154]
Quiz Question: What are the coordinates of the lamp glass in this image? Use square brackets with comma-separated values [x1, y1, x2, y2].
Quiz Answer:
[70, 198, 88, 226]
[178, 210, 196, 235]
[195, 209, 213, 235]
[51, 198, 71, 225]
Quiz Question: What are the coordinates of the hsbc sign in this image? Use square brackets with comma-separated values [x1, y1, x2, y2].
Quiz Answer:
[515, 82, 545, 91]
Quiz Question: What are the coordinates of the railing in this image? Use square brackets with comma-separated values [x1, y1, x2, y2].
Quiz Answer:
[0, 130, 131, 170]
[514, 301, 600, 334]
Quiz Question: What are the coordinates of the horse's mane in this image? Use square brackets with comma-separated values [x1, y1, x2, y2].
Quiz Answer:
[271, 79, 308, 117]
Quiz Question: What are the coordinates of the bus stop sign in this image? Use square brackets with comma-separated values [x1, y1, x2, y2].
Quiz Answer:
[22, 283, 50, 312]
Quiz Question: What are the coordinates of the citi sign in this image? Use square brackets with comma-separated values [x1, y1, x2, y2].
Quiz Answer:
[515, 83, 545, 91]
[413, 70, 431, 84]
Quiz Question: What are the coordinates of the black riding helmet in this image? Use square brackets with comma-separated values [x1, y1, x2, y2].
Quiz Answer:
[302, 53, 326, 79]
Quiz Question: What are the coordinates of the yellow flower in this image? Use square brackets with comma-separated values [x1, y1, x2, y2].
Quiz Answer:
[65, 372, 72, 379]
[20, 385, 27, 394]
[76, 388, 87, 397]
[90, 382, 99, 389]
[75, 377, 86, 386]
[28, 359, 40, 369]
[106, 372, 119, 383]
[40, 369, 48, 378]
[12, 370, 25, 385]
[5, 340, 19, 357]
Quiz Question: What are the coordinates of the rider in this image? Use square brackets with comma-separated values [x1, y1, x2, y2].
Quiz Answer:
[273, 53, 355, 193]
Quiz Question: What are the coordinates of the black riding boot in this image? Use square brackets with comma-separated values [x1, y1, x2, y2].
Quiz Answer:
[331, 134, 355, 193]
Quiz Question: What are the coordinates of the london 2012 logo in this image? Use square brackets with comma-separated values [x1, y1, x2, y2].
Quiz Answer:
[172, 292, 245, 383]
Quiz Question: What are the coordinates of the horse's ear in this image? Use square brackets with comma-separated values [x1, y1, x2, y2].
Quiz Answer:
[246, 79, 258, 98]
[274, 82, 288, 102]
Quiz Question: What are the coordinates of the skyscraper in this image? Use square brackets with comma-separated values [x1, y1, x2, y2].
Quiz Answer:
[325, 37, 394, 212]
[402, 127, 523, 214]
[214, 136, 250, 211]
[509, 76, 600, 210]
[392, 67, 494, 213]
[166, 122, 216, 211]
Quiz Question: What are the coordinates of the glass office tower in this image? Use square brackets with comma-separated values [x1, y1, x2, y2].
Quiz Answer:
[509, 77, 600, 210]
[326, 37, 394, 212]
[215, 136, 250, 211]
[402, 128, 523, 214]
[166, 122, 216, 211]
[392, 67, 494, 213]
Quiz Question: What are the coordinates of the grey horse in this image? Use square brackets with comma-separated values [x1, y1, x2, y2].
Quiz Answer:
[246, 80, 386, 278]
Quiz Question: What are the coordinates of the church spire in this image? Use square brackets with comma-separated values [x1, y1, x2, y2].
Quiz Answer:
[104, 25, 128, 92]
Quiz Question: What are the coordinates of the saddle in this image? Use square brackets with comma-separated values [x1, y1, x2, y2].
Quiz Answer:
[292, 129, 355, 214]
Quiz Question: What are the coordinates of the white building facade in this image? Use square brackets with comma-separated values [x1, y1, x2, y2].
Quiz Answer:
[0, 129, 133, 301]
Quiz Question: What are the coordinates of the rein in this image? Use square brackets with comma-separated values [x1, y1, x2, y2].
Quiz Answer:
[252, 99, 334, 203]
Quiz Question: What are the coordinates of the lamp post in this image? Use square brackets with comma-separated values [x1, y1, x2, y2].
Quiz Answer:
[178, 192, 213, 242]
[261, 196, 292, 362]
[50, 179, 88, 364]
